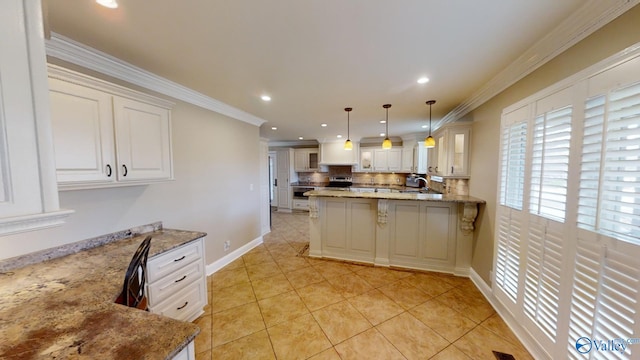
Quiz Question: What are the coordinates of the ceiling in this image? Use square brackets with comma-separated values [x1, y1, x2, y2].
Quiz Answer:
[46, 0, 586, 143]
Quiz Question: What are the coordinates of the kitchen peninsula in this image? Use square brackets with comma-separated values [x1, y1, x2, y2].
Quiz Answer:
[306, 190, 485, 276]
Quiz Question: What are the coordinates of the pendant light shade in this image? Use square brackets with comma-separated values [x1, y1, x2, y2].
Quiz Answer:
[425, 100, 436, 148]
[344, 107, 353, 150]
[382, 104, 392, 149]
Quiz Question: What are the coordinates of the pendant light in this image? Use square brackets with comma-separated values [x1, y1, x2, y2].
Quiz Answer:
[344, 107, 353, 150]
[382, 104, 392, 149]
[425, 100, 436, 148]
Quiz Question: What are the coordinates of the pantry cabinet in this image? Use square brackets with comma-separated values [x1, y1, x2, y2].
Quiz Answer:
[0, 0, 72, 235]
[48, 65, 174, 190]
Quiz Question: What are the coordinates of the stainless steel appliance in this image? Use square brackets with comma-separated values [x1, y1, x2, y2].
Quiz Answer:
[327, 176, 352, 189]
[292, 186, 315, 199]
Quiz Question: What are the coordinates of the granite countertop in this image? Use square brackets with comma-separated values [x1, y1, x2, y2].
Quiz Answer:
[304, 189, 485, 204]
[0, 228, 206, 360]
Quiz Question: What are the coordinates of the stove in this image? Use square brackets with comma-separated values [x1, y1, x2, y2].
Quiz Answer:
[327, 176, 352, 188]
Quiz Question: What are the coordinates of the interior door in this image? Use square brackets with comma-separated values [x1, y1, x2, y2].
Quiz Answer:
[269, 151, 278, 207]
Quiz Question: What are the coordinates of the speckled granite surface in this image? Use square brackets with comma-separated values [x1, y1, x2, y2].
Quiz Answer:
[0, 228, 206, 359]
[304, 189, 486, 203]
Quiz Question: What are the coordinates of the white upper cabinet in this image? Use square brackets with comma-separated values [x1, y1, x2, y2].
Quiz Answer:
[373, 149, 402, 172]
[429, 123, 471, 177]
[400, 139, 428, 174]
[319, 141, 359, 165]
[48, 65, 174, 190]
[0, 0, 72, 235]
[294, 148, 319, 172]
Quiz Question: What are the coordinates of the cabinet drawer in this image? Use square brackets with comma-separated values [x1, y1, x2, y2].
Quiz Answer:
[293, 200, 309, 210]
[150, 280, 207, 322]
[148, 239, 203, 283]
[147, 260, 204, 305]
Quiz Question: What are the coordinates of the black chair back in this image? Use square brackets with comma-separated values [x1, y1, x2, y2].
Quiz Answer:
[115, 236, 152, 310]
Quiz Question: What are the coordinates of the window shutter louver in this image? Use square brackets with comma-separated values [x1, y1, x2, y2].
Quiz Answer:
[500, 122, 527, 210]
[495, 210, 522, 303]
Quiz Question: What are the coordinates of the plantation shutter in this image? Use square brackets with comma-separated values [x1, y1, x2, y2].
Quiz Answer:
[495, 210, 522, 303]
[567, 238, 640, 359]
[529, 105, 572, 222]
[524, 221, 563, 341]
[500, 121, 528, 210]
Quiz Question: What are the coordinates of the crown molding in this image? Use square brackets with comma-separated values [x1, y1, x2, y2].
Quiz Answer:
[436, 0, 640, 129]
[45, 32, 266, 127]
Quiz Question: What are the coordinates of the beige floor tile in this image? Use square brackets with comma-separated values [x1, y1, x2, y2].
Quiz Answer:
[454, 326, 533, 360]
[210, 267, 250, 290]
[348, 289, 404, 325]
[409, 299, 476, 342]
[438, 273, 473, 288]
[430, 345, 472, 360]
[221, 257, 245, 271]
[355, 266, 411, 288]
[258, 290, 309, 327]
[325, 272, 374, 298]
[312, 260, 354, 279]
[480, 314, 521, 347]
[376, 312, 449, 360]
[307, 347, 342, 360]
[212, 301, 265, 347]
[434, 287, 495, 323]
[211, 281, 256, 313]
[242, 249, 274, 266]
[378, 279, 431, 310]
[402, 272, 456, 297]
[275, 256, 310, 273]
[285, 265, 325, 289]
[246, 259, 282, 281]
[195, 349, 211, 360]
[335, 328, 406, 360]
[267, 313, 332, 360]
[193, 315, 211, 354]
[210, 330, 275, 360]
[312, 300, 372, 345]
[251, 273, 293, 300]
[296, 280, 345, 311]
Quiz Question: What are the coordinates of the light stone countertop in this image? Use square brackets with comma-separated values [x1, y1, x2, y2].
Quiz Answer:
[0, 228, 206, 360]
[304, 189, 486, 203]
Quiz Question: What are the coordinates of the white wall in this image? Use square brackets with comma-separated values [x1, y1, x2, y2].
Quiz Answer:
[0, 99, 262, 265]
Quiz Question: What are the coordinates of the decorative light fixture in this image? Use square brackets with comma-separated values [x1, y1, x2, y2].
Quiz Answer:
[96, 0, 118, 8]
[344, 107, 353, 150]
[382, 104, 392, 149]
[425, 100, 436, 148]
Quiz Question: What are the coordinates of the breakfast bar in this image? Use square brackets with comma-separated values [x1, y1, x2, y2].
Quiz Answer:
[305, 190, 485, 276]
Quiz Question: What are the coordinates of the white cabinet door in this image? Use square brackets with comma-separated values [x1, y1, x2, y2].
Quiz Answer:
[319, 142, 358, 165]
[49, 78, 116, 185]
[359, 148, 374, 172]
[113, 96, 172, 181]
[387, 149, 402, 171]
[414, 143, 428, 174]
[294, 149, 308, 172]
[401, 146, 414, 173]
[0, 0, 71, 234]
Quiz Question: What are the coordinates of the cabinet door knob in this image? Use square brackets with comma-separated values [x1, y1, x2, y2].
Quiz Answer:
[122, 164, 128, 176]
[106, 164, 112, 177]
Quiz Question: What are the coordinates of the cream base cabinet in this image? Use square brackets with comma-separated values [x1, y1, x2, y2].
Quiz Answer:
[48, 65, 174, 190]
[147, 238, 207, 322]
[320, 198, 376, 263]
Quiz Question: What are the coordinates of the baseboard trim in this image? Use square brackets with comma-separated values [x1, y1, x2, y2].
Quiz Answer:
[205, 236, 263, 275]
[469, 268, 549, 360]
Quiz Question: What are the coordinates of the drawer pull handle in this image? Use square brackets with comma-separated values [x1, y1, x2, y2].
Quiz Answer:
[174, 255, 186, 262]
[106, 164, 112, 177]
[122, 164, 128, 176]
[175, 275, 187, 283]
[177, 301, 189, 310]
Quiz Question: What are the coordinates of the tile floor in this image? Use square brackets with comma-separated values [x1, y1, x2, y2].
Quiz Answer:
[193, 211, 532, 360]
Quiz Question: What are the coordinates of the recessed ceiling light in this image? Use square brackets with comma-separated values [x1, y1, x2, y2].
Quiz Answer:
[417, 77, 429, 84]
[96, 0, 118, 8]
[261, 95, 271, 102]
[271, 127, 277, 130]
[421, 125, 428, 129]
[380, 133, 385, 137]
[298, 136, 304, 140]
[321, 123, 328, 127]
[337, 135, 342, 138]
[379, 120, 386, 124]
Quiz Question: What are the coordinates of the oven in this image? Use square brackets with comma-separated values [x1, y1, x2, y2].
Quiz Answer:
[292, 186, 315, 200]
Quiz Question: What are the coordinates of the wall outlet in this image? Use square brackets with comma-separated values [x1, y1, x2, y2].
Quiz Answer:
[223, 240, 230, 251]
